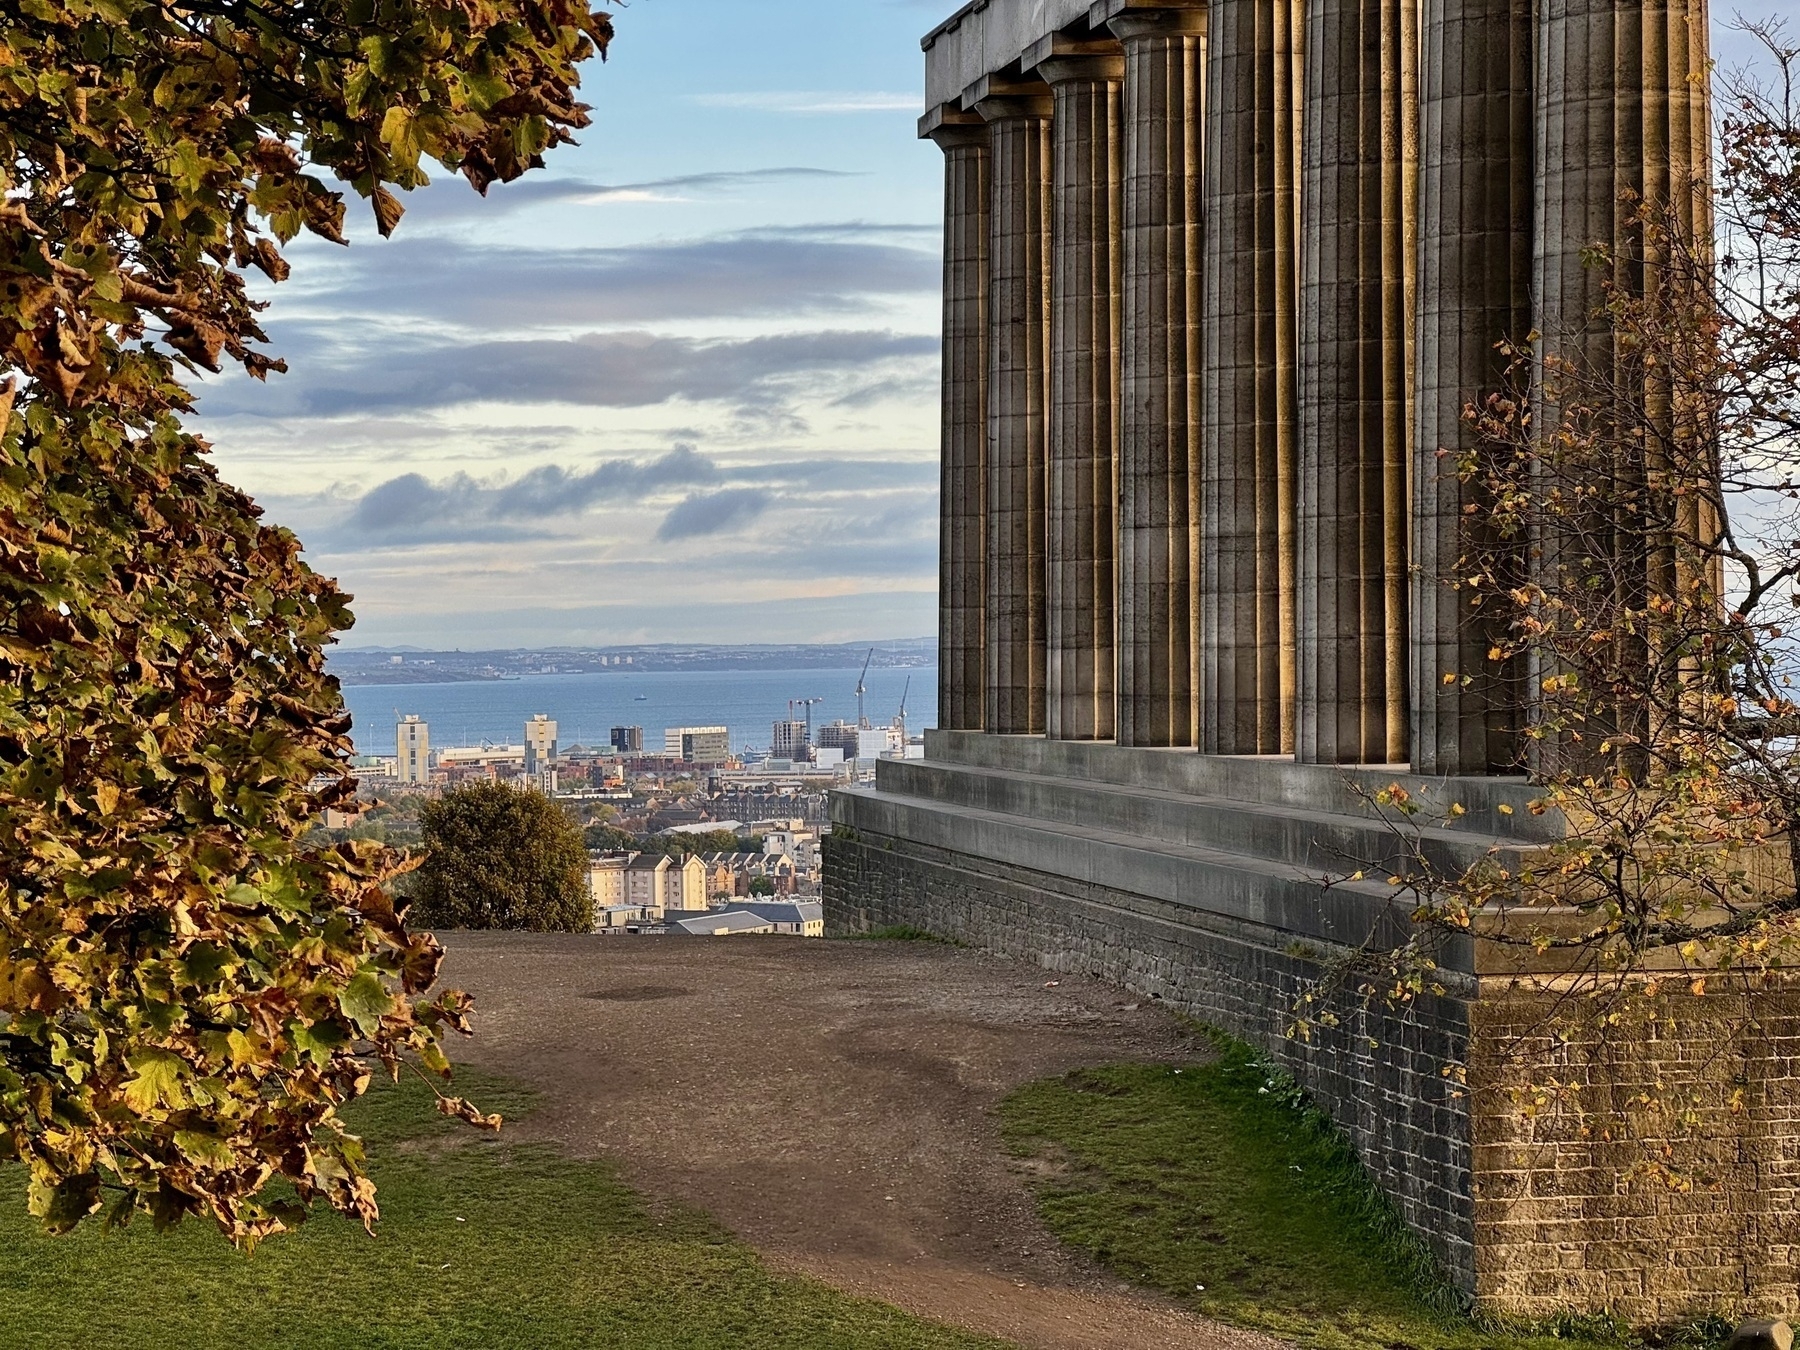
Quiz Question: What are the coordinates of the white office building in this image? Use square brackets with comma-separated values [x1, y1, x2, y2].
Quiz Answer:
[396, 716, 429, 786]
[523, 715, 558, 775]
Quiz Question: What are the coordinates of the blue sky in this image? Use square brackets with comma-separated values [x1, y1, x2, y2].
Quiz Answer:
[198, 0, 952, 650]
[196, 0, 1777, 652]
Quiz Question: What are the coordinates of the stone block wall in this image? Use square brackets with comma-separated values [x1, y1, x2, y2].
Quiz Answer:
[1468, 988, 1800, 1320]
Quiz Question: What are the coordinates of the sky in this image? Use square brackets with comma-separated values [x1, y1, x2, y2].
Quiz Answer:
[194, 0, 1781, 653]
[196, 0, 952, 650]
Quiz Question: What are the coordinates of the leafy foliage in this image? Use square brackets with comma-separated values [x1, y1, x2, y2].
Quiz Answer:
[581, 820, 638, 853]
[0, 0, 611, 1241]
[412, 783, 592, 932]
[648, 828, 757, 859]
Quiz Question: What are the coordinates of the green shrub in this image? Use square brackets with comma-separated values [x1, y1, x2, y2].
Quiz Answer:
[413, 784, 592, 932]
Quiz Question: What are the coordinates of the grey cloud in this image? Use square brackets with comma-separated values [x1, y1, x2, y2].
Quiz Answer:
[278, 453, 935, 556]
[393, 167, 856, 222]
[747, 221, 939, 238]
[284, 232, 938, 329]
[327, 446, 720, 545]
[830, 374, 938, 408]
[656, 488, 775, 541]
[199, 329, 936, 419]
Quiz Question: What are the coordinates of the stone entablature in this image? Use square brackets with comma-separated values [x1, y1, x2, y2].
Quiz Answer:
[923, 1, 1099, 112]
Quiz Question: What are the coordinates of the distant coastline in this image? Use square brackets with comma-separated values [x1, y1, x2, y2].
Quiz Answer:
[330, 640, 937, 688]
[339, 663, 937, 757]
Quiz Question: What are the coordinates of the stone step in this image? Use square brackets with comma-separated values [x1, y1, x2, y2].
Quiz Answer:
[832, 784, 1483, 973]
[877, 755, 1542, 881]
[924, 729, 1564, 844]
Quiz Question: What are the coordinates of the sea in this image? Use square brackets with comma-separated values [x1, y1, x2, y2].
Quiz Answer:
[340, 667, 938, 758]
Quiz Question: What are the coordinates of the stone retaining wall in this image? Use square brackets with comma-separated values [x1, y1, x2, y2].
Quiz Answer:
[1468, 990, 1800, 1316]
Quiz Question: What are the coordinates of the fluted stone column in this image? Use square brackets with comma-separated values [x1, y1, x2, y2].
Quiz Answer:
[1528, 0, 1711, 778]
[1035, 41, 1126, 742]
[1410, 0, 1534, 774]
[976, 81, 1055, 736]
[1106, 4, 1208, 748]
[1295, 0, 1418, 765]
[926, 110, 992, 732]
[1199, 0, 1304, 756]
[1533, 0, 1710, 399]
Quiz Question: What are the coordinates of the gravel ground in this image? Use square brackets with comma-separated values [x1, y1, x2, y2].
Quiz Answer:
[438, 932, 1288, 1350]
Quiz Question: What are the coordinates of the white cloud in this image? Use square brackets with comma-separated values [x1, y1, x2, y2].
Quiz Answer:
[691, 91, 919, 114]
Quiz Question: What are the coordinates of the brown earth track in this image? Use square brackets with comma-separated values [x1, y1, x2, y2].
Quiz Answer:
[439, 932, 1287, 1350]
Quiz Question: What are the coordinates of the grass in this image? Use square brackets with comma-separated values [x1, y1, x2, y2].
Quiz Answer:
[0, 1070, 1005, 1350]
[999, 1041, 1732, 1350]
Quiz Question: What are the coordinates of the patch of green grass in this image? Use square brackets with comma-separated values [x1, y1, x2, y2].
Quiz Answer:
[845, 925, 959, 944]
[999, 1042, 1731, 1350]
[0, 1070, 1005, 1350]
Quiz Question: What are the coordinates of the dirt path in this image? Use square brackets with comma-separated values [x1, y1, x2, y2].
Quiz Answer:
[439, 932, 1285, 1350]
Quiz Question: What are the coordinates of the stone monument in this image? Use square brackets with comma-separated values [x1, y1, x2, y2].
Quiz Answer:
[825, 0, 1797, 1321]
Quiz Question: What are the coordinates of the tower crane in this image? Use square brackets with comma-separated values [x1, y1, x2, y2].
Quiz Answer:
[895, 676, 911, 743]
[855, 647, 875, 730]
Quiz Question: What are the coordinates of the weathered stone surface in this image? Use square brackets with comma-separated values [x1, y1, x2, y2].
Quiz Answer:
[1198, 0, 1303, 756]
[1296, 0, 1416, 765]
[1109, 5, 1208, 748]
[1038, 44, 1126, 741]
[825, 758, 1479, 1289]
[826, 733, 1800, 1320]
[924, 0, 1096, 110]
[1409, 0, 1533, 773]
[905, 0, 1767, 1326]
[1470, 990, 1800, 1319]
[926, 112, 991, 733]
[1526, 0, 1711, 778]
[1728, 1322, 1795, 1350]
[977, 84, 1055, 736]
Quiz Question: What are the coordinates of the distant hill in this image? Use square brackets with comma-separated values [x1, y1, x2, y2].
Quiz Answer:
[329, 640, 937, 686]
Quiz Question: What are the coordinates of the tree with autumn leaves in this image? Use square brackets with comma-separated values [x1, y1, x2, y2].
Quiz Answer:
[0, 0, 610, 1242]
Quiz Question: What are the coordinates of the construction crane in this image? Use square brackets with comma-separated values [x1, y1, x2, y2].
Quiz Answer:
[894, 676, 911, 742]
[855, 648, 875, 729]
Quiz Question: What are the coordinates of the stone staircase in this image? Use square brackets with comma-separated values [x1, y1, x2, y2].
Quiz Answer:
[830, 729, 1563, 979]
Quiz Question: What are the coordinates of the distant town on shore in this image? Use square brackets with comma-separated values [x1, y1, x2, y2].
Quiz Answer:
[328, 639, 939, 686]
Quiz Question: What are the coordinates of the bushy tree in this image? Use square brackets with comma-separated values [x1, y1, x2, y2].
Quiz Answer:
[412, 783, 592, 932]
[651, 828, 751, 858]
[0, 0, 611, 1241]
[583, 820, 638, 853]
